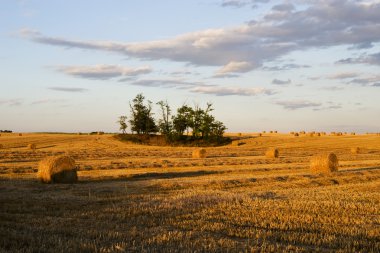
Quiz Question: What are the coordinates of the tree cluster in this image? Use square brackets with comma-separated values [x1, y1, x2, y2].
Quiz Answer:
[118, 94, 227, 143]
[0, 130, 12, 133]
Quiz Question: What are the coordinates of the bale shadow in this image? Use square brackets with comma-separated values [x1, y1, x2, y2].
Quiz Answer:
[339, 166, 380, 172]
[126, 170, 219, 181]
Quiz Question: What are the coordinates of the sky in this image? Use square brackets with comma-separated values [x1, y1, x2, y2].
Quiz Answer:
[1, 0, 380, 133]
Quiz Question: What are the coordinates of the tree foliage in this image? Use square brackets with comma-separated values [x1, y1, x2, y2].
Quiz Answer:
[129, 94, 158, 135]
[117, 115, 128, 134]
[157, 100, 172, 136]
[172, 103, 226, 141]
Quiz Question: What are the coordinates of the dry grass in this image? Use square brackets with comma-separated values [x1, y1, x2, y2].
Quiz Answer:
[0, 133, 379, 252]
[37, 155, 78, 183]
[310, 153, 339, 174]
[192, 148, 207, 158]
[265, 147, 279, 158]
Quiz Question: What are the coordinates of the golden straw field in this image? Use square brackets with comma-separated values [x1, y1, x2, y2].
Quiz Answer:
[0, 132, 379, 252]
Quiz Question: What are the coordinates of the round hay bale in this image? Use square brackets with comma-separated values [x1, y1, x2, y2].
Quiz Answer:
[192, 148, 207, 158]
[18, 133, 22, 136]
[351, 147, 360, 154]
[310, 153, 339, 174]
[294, 132, 299, 137]
[258, 133, 262, 137]
[351, 132, 356, 135]
[37, 155, 78, 183]
[237, 133, 242, 137]
[265, 148, 279, 158]
[28, 143, 36, 150]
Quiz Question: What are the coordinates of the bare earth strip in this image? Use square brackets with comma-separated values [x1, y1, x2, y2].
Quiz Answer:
[0, 133, 379, 252]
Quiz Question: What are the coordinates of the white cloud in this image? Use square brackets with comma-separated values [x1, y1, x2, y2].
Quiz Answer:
[215, 61, 254, 77]
[31, 99, 67, 105]
[55, 65, 152, 80]
[130, 78, 204, 88]
[0, 99, 23, 107]
[337, 52, 380, 66]
[48, 87, 88, 92]
[272, 78, 291, 85]
[129, 78, 274, 97]
[328, 72, 360, 79]
[220, 0, 270, 8]
[349, 75, 380, 86]
[191, 86, 275, 96]
[275, 100, 322, 110]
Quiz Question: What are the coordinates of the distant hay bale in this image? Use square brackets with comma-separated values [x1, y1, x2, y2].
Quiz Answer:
[192, 148, 207, 158]
[294, 133, 299, 137]
[237, 133, 242, 137]
[269, 131, 273, 134]
[37, 155, 78, 183]
[262, 131, 266, 133]
[265, 148, 279, 158]
[300, 131, 305, 134]
[258, 133, 262, 137]
[351, 147, 360, 154]
[310, 153, 339, 174]
[28, 143, 36, 150]
[290, 131, 294, 135]
[351, 132, 356, 135]
[316, 133, 321, 136]
[274, 131, 278, 133]
[18, 133, 22, 136]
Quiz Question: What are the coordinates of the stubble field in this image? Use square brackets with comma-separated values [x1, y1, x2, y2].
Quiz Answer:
[0, 133, 379, 252]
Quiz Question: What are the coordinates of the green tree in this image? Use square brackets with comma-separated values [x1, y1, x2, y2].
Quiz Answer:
[129, 94, 157, 135]
[172, 105, 193, 136]
[172, 103, 227, 141]
[157, 100, 172, 136]
[117, 115, 128, 134]
[210, 120, 227, 141]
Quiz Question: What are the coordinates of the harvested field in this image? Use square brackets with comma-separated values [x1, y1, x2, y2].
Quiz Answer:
[0, 133, 379, 252]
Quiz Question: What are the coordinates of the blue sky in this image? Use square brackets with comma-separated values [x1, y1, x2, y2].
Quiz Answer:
[1, 0, 380, 133]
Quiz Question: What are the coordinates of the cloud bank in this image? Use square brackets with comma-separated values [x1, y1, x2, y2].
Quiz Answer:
[19, 1, 380, 73]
